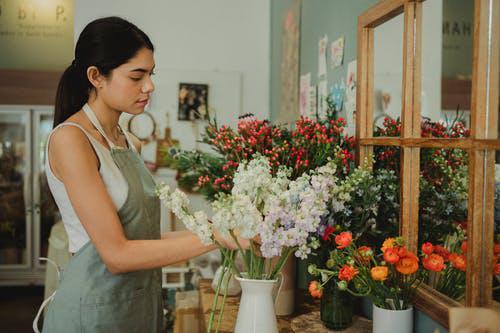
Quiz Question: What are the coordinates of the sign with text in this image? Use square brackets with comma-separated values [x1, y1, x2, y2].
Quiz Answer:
[0, 0, 73, 71]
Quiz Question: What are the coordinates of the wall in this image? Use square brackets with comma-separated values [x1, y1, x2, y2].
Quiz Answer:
[75, 0, 270, 152]
[270, 1, 449, 332]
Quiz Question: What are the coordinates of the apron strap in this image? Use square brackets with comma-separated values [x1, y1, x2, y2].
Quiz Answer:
[32, 257, 62, 333]
[121, 128, 138, 153]
[82, 103, 117, 149]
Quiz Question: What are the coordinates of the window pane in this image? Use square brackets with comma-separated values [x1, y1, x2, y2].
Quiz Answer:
[421, 0, 473, 133]
[419, 147, 468, 302]
[372, 13, 404, 137]
[494, 152, 500, 305]
[368, 146, 401, 247]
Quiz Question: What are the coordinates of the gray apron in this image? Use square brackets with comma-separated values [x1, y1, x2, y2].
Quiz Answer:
[40, 104, 163, 332]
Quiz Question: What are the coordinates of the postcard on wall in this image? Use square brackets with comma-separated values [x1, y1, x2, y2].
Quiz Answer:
[318, 35, 328, 77]
[330, 80, 345, 112]
[317, 80, 328, 120]
[345, 60, 357, 113]
[300, 73, 311, 117]
[330, 37, 345, 68]
[309, 85, 318, 118]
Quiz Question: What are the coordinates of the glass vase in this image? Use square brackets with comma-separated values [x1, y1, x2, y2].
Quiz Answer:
[320, 281, 353, 330]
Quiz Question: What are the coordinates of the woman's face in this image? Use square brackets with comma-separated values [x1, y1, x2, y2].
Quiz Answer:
[100, 47, 155, 115]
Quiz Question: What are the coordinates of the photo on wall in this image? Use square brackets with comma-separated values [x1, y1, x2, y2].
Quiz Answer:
[178, 83, 209, 121]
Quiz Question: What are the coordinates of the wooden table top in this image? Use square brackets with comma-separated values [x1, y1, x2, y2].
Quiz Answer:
[198, 278, 319, 333]
[198, 279, 372, 333]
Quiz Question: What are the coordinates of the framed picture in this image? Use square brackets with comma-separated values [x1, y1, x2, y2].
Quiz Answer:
[177, 83, 209, 121]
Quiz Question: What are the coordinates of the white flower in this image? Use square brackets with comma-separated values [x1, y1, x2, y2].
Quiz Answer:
[156, 183, 213, 245]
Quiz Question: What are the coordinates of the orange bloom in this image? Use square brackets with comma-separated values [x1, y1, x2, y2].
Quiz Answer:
[338, 265, 359, 281]
[371, 266, 389, 281]
[495, 263, 500, 275]
[356, 246, 373, 263]
[423, 253, 446, 272]
[434, 245, 450, 260]
[309, 281, 323, 299]
[421, 242, 434, 255]
[384, 248, 400, 264]
[461, 241, 467, 254]
[381, 238, 396, 252]
[494, 243, 500, 255]
[449, 253, 466, 272]
[396, 252, 419, 275]
[335, 232, 353, 249]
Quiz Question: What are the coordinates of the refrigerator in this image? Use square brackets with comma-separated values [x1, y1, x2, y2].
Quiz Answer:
[0, 105, 59, 285]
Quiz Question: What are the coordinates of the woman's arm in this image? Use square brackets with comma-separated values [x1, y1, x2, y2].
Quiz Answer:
[49, 126, 231, 274]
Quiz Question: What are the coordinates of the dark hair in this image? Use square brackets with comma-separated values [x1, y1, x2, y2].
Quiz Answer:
[53, 16, 154, 127]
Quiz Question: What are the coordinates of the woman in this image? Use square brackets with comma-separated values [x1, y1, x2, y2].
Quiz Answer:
[33, 17, 243, 332]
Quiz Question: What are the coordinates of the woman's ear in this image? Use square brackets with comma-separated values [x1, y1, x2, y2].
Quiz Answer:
[87, 66, 104, 89]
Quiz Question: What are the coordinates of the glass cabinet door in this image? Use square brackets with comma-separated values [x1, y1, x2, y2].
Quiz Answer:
[33, 111, 59, 267]
[0, 110, 31, 268]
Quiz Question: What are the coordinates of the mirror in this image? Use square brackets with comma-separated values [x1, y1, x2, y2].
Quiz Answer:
[420, 0, 474, 134]
[372, 13, 404, 137]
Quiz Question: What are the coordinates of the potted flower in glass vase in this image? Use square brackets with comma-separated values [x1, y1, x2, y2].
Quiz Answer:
[309, 235, 435, 333]
[307, 163, 381, 330]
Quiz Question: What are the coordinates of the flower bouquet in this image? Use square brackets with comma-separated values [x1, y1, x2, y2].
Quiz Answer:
[157, 154, 346, 332]
[308, 235, 435, 333]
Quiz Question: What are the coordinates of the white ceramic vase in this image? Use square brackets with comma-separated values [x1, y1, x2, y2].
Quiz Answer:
[234, 274, 279, 333]
[373, 304, 413, 333]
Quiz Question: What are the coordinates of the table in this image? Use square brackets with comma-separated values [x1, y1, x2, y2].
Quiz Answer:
[198, 279, 372, 333]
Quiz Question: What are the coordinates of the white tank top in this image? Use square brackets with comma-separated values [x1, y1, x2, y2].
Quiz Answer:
[45, 104, 137, 253]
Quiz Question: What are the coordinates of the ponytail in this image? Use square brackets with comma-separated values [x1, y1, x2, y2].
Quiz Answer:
[53, 16, 154, 128]
[53, 61, 89, 127]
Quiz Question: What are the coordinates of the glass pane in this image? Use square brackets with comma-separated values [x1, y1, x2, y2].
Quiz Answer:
[421, 0, 473, 133]
[0, 113, 28, 265]
[38, 114, 59, 260]
[369, 146, 401, 247]
[372, 13, 404, 137]
[419, 147, 468, 302]
[494, 152, 500, 306]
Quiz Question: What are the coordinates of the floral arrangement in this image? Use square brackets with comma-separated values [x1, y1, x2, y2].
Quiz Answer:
[157, 154, 350, 332]
[308, 235, 432, 310]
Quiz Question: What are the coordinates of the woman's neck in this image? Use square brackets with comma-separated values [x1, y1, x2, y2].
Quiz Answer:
[86, 99, 122, 140]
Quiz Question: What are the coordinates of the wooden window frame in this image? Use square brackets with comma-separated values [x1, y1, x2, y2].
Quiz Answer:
[356, 0, 499, 328]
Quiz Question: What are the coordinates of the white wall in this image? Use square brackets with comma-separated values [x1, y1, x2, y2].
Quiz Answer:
[74, 0, 270, 151]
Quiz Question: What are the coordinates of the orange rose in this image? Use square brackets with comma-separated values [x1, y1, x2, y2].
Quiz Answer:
[338, 265, 359, 281]
[381, 238, 396, 252]
[309, 281, 323, 299]
[423, 253, 446, 272]
[449, 253, 466, 272]
[421, 242, 434, 255]
[494, 243, 500, 255]
[384, 248, 400, 264]
[396, 252, 419, 275]
[371, 266, 389, 281]
[335, 232, 353, 249]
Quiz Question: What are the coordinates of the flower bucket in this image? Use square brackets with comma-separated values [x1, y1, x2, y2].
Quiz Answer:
[373, 304, 413, 333]
[234, 274, 279, 333]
